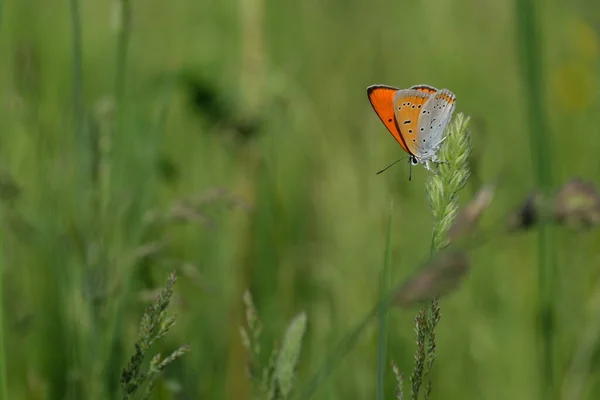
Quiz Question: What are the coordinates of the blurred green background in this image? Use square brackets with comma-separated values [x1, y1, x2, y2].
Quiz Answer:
[1, 0, 600, 399]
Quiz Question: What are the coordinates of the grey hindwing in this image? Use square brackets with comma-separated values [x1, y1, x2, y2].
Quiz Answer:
[415, 89, 456, 157]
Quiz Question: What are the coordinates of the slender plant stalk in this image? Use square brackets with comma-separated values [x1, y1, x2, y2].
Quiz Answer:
[0, 217, 6, 400]
[223, 0, 267, 396]
[515, 0, 557, 397]
[69, 0, 86, 146]
[239, 0, 265, 113]
[104, 0, 134, 396]
[0, 3, 8, 399]
[115, 0, 132, 128]
[68, 0, 90, 398]
[376, 208, 393, 400]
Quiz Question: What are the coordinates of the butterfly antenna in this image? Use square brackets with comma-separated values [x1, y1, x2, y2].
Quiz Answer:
[376, 157, 409, 175]
[408, 162, 412, 181]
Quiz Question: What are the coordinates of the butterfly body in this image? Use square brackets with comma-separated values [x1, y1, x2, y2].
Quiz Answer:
[367, 84, 456, 172]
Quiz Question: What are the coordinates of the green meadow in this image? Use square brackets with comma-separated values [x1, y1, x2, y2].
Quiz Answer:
[1, 0, 600, 399]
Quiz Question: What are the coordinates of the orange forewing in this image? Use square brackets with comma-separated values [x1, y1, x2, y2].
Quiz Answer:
[367, 85, 410, 154]
[395, 93, 431, 154]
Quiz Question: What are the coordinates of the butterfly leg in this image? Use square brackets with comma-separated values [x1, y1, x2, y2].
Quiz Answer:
[424, 160, 437, 173]
[431, 154, 449, 168]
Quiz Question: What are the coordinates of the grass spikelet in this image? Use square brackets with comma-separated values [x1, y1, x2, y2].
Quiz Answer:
[275, 311, 307, 398]
[120, 272, 190, 399]
[392, 360, 404, 400]
[241, 291, 307, 400]
[410, 113, 471, 399]
[426, 113, 472, 251]
[240, 290, 263, 382]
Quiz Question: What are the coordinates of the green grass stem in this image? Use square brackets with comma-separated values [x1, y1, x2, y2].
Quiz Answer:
[68, 0, 85, 149]
[376, 207, 393, 400]
[103, 2, 135, 395]
[0, 221, 7, 400]
[515, 0, 557, 397]
[0, 4, 8, 399]
[115, 0, 132, 132]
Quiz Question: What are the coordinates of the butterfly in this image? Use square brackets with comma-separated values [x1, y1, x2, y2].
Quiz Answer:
[366, 84, 456, 173]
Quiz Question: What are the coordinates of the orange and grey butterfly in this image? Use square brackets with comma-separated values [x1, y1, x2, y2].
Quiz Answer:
[367, 83, 456, 172]
[367, 84, 437, 155]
